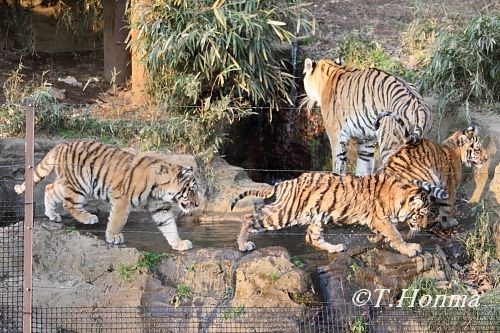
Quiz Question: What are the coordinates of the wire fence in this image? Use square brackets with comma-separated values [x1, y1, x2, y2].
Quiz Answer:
[1, 196, 499, 332]
[25, 304, 500, 333]
[1, 102, 499, 332]
[0, 202, 24, 332]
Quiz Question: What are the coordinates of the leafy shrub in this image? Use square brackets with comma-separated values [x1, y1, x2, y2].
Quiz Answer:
[421, 12, 499, 112]
[132, 0, 313, 109]
[128, 0, 314, 160]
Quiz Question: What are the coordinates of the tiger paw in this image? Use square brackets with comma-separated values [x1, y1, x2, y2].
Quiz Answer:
[83, 215, 99, 225]
[46, 212, 62, 223]
[106, 233, 124, 245]
[325, 243, 346, 253]
[239, 241, 256, 252]
[14, 184, 25, 194]
[367, 233, 384, 243]
[399, 242, 422, 257]
[172, 239, 193, 251]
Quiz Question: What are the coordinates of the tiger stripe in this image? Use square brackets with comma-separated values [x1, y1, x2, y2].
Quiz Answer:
[232, 172, 448, 257]
[303, 58, 432, 175]
[14, 140, 198, 251]
[381, 125, 488, 228]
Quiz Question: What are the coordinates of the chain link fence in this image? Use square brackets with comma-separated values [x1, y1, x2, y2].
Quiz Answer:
[0, 202, 24, 332]
[27, 303, 500, 332]
[0, 102, 499, 332]
[0, 199, 499, 331]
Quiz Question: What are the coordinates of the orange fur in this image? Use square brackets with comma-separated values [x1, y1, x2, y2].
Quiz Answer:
[302, 58, 431, 175]
[382, 126, 488, 227]
[14, 140, 198, 250]
[232, 172, 447, 257]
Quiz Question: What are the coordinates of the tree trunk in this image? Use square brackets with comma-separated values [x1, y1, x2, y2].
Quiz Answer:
[129, 0, 150, 104]
[103, 0, 131, 85]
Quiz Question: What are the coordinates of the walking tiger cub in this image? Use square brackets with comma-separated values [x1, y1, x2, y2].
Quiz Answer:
[377, 116, 488, 228]
[302, 58, 431, 175]
[231, 173, 448, 257]
[14, 140, 198, 251]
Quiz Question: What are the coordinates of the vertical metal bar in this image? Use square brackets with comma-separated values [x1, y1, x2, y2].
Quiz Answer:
[23, 100, 34, 333]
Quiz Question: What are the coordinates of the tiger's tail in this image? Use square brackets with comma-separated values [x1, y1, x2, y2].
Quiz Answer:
[375, 112, 413, 144]
[230, 187, 275, 211]
[412, 179, 449, 200]
[14, 143, 62, 194]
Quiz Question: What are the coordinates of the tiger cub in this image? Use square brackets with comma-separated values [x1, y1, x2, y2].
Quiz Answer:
[379, 119, 488, 228]
[231, 172, 448, 257]
[14, 140, 198, 251]
[302, 58, 431, 175]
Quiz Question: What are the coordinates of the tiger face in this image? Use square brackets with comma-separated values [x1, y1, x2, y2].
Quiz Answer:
[398, 190, 429, 230]
[152, 165, 198, 214]
[406, 194, 430, 237]
[174, 170, 198, 215]
[459, 126, 488, 167]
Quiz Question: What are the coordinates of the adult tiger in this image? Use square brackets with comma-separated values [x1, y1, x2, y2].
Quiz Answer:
[377, 117, 488, 228]
[231, 172, 448, 257]
[14, 140, 198, 251]
[302, 58, 431, 175]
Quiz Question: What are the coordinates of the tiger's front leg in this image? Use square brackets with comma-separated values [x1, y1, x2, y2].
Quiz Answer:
[371, 220, 422, 257]
[62, 187, 99, 225]
[237, 214, 257, 252]
[356, 139, 376, 175]
[105, 197, 131, 245]
[305, 221, 346, 253]
[151, 210, 192, 251]
[330, 133, 349, 175]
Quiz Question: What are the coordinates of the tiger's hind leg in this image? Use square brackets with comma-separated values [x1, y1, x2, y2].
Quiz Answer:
[105, 197, 131, 245]
[62, 188, 98, 225]
[356, 140, 376, 175]
[371, 220, 422, 257]
[44, 181, 64, 222]
[305, 221, 345, 253]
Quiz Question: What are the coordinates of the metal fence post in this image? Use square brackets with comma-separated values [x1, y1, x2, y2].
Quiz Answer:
[23, 100, 34, 333]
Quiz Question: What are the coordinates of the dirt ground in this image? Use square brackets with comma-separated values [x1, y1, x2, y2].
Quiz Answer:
[307, 0, 496, 57]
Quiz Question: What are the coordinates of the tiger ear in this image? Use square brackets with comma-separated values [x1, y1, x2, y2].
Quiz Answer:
[466, 125, 477, 134]
[334, 55, 344, 66]
[177, 166, 194, 181]
[459, 126, 478, 145]
[303, 58, 315, 75]
[459, 133, 471, 146]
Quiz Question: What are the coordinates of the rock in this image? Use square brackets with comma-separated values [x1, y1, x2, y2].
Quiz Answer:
[225, 246, 311, 333]
[232, 246, 310, 308]
[489, 163, 500, 206]
[141, 246, 312, 332]
[2, 216, 313, 331]
[198, 156, 269, 219]
[33, 220, 147, 308]
[317, 246, 455, 305]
